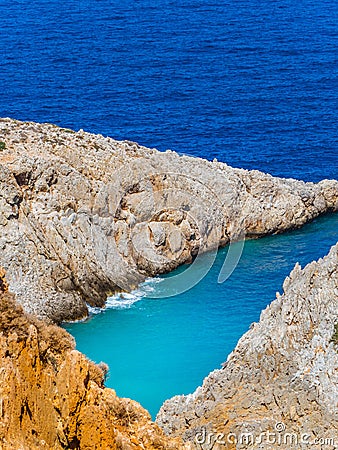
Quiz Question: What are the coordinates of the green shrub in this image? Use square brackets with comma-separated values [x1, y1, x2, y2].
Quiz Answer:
[0, 141, 6, 150]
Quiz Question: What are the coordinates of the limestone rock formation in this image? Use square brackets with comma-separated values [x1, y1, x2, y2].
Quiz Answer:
[156, 243, 338, 449]
[0, 270, 186, 450]
[0, 118, 338, 321]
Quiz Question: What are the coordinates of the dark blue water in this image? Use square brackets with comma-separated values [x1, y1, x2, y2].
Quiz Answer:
[1, 0, 337, 181]
[2, 0, 337, 419]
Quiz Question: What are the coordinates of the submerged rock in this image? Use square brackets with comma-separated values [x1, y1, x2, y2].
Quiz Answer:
[156, 243, 338, 449]
[0, 118, 337, 322]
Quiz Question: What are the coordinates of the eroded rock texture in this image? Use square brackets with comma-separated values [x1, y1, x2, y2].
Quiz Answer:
[0, 270, 186, 450]
[0, 118, 337, 321]
[156, 244, 338, 449]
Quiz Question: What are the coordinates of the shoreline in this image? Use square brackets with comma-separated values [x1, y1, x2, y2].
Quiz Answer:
[64, 210, 338, 421]
[0, 240, 337, 448]
[1, 118, 337, 323]
[0, 118, 337, 448]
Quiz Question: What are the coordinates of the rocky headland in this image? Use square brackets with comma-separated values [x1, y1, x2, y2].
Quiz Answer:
[157, 243, 338, 449]
[0, 118, 337, 322]
[0, 119, 337, 449]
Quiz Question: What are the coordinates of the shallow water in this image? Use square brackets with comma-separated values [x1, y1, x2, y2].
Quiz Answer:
[64, 212, 338, 418]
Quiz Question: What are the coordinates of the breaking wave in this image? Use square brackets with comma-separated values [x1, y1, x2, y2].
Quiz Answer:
[87, 277, 164, 314]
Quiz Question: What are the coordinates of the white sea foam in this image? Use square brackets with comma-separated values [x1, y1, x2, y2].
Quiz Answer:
[87, 277, 164, 314]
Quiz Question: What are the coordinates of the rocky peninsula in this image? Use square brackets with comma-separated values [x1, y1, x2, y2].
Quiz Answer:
[0, 118, 337, 322]
[0, 119, 337, 449]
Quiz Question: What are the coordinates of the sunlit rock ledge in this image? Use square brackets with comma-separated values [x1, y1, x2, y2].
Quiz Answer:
[0, 118, 337, 322]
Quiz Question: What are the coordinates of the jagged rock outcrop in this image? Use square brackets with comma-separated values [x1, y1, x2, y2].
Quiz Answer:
[0, 270, 186, 450]
[1, 118, 338, 321]
[156, 243, 338, 449]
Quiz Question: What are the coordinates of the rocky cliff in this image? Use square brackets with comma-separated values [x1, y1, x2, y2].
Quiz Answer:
[156, 243, 338, 449]
[1, 118, 338, 322]
[0, 269, 186, 450]
[1, 238, 337, 450]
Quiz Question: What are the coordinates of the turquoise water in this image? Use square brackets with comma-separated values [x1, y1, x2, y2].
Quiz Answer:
[64, 212, 338, 418]
[2, 0, 337, 422]
[2, 0, 336, 422]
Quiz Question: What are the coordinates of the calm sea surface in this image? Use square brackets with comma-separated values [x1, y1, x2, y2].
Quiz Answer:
[1, 0, 337, 418]
[1, 0, 337, 181]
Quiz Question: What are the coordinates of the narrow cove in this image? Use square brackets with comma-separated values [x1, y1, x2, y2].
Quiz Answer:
[64, 212, 338, 419]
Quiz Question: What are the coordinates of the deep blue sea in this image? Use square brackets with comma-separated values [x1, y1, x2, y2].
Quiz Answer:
[1, 0, 337, 181]
[1, 0, 337, 418]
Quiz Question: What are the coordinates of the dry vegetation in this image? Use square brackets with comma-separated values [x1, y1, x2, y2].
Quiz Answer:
[0, 290, 75, 359]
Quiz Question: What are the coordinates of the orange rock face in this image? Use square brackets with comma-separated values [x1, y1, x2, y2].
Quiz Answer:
[0, 282, 185, 449]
